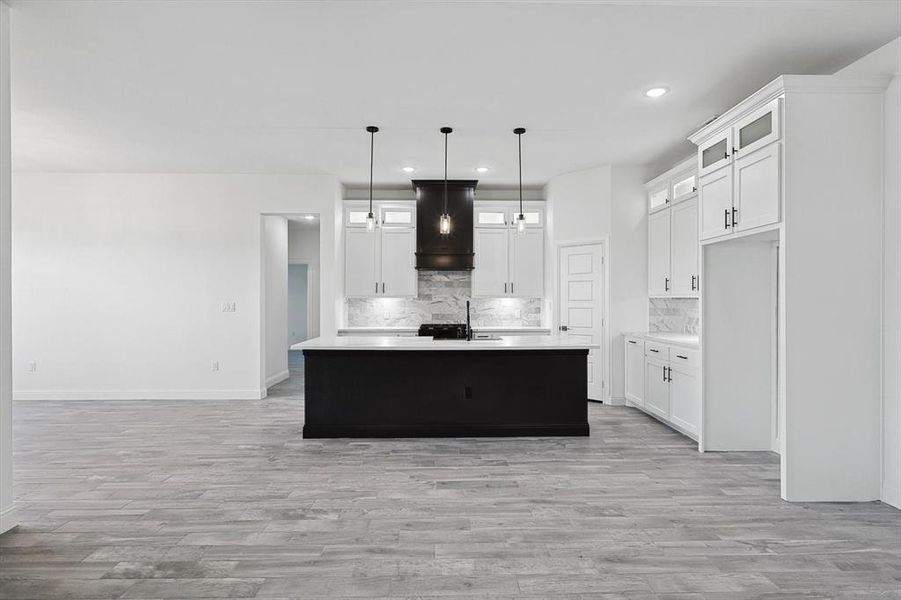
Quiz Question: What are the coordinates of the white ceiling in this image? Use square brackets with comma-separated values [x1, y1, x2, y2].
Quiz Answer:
[10, 0, 900, 185]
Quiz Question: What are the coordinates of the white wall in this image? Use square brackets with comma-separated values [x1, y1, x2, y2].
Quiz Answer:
[545, 164, 648, 402]
[287, 265, 308, 345]
[835, 37, 901, 509]
[0, 0, 16, 534]
[288, 220, 320, 339]
[261, 215, 288, 388]
[12, 173, 341, 400]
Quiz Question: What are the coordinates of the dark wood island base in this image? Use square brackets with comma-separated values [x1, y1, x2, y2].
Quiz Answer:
[302, 348, 590, 438]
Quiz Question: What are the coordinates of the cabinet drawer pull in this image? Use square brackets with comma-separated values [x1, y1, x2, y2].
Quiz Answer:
[649, 348, 659, 353]
[724, 209, 730, 229]
[628, 340, 637, 344]
[676, 354, 688, 360]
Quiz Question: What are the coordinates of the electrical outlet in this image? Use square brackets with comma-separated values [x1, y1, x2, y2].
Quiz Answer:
[211, 360, 219, 372]
[27, 361, 36, 373]
[222, 302, 236, 313]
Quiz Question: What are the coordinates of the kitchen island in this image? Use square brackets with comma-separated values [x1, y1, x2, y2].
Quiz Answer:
[293, 335, 598, 438]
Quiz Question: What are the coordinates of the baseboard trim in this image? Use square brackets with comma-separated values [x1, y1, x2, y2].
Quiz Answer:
[265, 369, 291, 389]
[0, 504, 18, 535]
[606, 396, 627, 406]
[13, 389, 265, 401]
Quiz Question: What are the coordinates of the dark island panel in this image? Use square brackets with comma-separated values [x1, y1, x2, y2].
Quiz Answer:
[302, 349, 589, 438]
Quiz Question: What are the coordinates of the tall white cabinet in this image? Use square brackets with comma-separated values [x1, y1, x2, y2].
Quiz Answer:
[690, 74, 889, 502]
[344, 202, 417, 298]
[472, 202, 544, 298]
[645, 158, 699, 298]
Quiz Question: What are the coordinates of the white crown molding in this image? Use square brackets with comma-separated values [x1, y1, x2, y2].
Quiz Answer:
[689, 75, 891, 145]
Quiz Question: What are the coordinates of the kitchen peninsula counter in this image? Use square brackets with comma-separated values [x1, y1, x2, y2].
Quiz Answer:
[294, 335, 598, 438]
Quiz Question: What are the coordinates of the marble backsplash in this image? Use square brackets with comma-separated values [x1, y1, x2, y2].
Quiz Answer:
[649, 297, 700, 334]
[346, 271, 542, 328]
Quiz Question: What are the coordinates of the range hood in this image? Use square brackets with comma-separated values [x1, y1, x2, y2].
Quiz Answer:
[413, 179, 476, 270]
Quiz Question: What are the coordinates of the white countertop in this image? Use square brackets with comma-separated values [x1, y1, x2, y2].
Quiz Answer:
[337, 326, 551, 334]
[625, 331, 700, 349]
[295, 335, 597, 351]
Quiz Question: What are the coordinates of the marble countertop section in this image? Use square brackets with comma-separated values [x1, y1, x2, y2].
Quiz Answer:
[624, 332, 700, 349]
[337, 326, 552, 334]
[295, 335, 598, 351]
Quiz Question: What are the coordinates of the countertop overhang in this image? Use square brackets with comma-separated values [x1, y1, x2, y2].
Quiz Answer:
[294, 335, 598, 351]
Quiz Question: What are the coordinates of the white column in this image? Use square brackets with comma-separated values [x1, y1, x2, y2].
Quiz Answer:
[0, 0, 16, 534]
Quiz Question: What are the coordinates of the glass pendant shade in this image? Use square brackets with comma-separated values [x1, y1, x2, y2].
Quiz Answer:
[439, 213, 451, 235]
[365, 212, 376, 232]
[516, 213, 527, 234]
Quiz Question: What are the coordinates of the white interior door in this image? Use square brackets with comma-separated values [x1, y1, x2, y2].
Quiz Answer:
[559, 243, 605, 401]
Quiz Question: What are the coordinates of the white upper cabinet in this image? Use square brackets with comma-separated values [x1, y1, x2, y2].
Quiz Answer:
[645, 158, 699, 298]
[671, 198, 699, 295]
[699, 167, 734, 241]
[510, 228, 544, 297]
[734, 99, 780, 158]
[698, 129, 733, 177]
[648, 209, 671, 297]
[345, 227, 379, 296]
[379, 228, 416, 297]
[344, 201, 417, 298]
[648, 182, 669, 213]
[733, 142, 781, 233]
[474, 205, 509, 228]
[472, 201, 545, 298]
[472, 228, 510, 297]
[671, 171, 697, 203]
[694, 97, 782, 244]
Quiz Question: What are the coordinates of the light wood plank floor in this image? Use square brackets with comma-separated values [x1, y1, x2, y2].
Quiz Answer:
[2, 355, 899, 599]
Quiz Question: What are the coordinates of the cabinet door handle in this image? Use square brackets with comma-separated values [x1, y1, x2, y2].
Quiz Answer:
[723, 151, 729, 160]
[511, 282, 514, 294]
[724, 209, 730, 229]
[504, 282, 507, 294]
[662, 365, 667, 382]
[732, 147, 737, 156]
[382, 282, 385, 293]
[731, 207, 738, 228]
[690, 275, 696, 291]
[667, 367, 673, 382]
[664, 277, 669, 292]
[375, 282, 378, 294]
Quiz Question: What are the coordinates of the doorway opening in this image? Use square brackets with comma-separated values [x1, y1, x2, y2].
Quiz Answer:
[260, 214, 320, 397]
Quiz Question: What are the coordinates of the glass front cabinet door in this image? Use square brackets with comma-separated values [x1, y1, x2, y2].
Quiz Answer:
[733, 99, 781, 158]
[698, 130, 733, 177]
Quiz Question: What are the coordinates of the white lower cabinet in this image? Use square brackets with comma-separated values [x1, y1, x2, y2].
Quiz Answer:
[624, 337, 645, 406]
[669, 361, 700, 438]
[625, 337, 700, 441]
[644, 357, 671, 421]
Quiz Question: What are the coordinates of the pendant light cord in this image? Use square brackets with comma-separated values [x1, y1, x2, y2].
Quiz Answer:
[518, 132, 523, 216]
[443, 130, 448, 216]
[369, 129, 375, 215]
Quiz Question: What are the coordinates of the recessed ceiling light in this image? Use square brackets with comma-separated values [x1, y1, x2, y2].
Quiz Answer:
[401, 166, 415, 173]
[645, 87, 669, 98]
[304, 215, 315, 221]
[475, 166, 489, 173]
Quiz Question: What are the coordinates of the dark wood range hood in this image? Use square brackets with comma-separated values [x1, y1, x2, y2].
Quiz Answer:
[412, 179, 476, 270]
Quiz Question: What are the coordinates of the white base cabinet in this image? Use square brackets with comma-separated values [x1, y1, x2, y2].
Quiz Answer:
[624, 337, 700, 441]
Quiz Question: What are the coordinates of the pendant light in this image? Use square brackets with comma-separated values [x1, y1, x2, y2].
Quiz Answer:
[439, 127, 453, 235]
[365, 125, 379, 232]
[514, 127, 527, 234]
